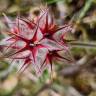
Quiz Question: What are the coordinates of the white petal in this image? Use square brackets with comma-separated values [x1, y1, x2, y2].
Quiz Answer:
[36, 28, 43, 41]
[16, 19, 34, 39]
[31, 48, 48, 76]
[41, 39, 63, 51]
[11, 50, 31, 59]
[0, 37, 14, 45]
[38, 9, 53, 29]
[3, 14, 14, 28]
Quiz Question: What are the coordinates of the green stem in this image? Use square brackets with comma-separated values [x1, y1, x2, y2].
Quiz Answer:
[70, 41, 96, 49]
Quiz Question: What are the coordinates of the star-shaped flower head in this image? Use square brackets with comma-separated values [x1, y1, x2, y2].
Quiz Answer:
[0, 8, 73, 76]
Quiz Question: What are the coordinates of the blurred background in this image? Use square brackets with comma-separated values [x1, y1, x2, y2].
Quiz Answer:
[0, 0, 96, 96]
